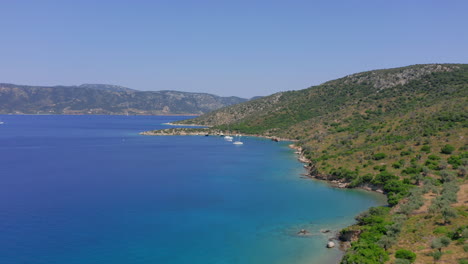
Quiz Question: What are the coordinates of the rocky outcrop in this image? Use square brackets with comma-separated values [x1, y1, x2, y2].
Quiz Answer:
[339, 229, 362, 242]
[339, 64, 456, 91]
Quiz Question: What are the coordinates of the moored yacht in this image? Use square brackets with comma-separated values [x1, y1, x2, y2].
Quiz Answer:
[233, 135, 243, 145]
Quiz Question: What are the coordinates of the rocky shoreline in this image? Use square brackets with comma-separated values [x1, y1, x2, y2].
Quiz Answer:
[288, 144, 384, 194]
[141, 128, 385, 259]
[288, 144, 387, 254]
[140, 128, 297, 142]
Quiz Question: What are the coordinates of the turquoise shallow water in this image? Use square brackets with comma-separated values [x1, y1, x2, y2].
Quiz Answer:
[0, 115, 386, 264]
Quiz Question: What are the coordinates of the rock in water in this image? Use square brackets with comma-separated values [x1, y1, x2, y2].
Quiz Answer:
[326, 241, 335, 248]
[297, 229, 311, 236]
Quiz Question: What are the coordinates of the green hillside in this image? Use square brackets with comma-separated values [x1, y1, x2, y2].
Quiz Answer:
[169, 64, 468, 263]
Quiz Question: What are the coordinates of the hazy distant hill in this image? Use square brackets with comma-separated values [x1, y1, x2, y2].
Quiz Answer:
[0, 83, 247, 115]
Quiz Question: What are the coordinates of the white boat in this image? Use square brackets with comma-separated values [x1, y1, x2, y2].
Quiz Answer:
[0, 121, 4, 125]
[233, 135, 243, 145]
[224, 136, 233, 142]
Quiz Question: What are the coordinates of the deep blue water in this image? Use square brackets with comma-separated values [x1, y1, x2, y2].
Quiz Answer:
[0, 115, 385, 264]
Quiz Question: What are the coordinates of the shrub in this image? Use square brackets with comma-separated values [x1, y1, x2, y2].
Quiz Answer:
[378, 235, 397, 250]
[441, 205, 458, 224]
[383, 180, 411, 195]
[431, 237, 451, 253]
[395, 249, 416, 263]
[440, 170, 456, 183]
[449, 226, 468, 240]
[400, 150, 412, 156]
[433, 226, 449, 235]
[362, 173, 374, 183]
[425, 159, 439, 170]
[341, 241, 389, 264]
[440, 236, 451, 247]
[373, 165, 387, 171]
[421, 145, 431, 153]
[428, 154, 441, 160]
[330, 167, 358, 180]
[356, 207, 390, 225]
[431, 250, 442, 261]
[448, 155, 462, 169]
[441, 144, 455, 154]
[373, 171, 399, 185]
[463, 228, 468, 239]
[373, 153, 387, 160]
[459, 166, 468, 177]
[402, 166, 423, 175]
[394, 259, 410, 264]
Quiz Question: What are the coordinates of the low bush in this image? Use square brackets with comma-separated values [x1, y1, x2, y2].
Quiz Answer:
[441, 144, 455, 154]
[421, 145, 431, 153]
[373, 153, 387, 160]
[395, 249, 416, 263]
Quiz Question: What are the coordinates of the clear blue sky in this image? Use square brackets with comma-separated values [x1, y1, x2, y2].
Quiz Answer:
[1, 0, 467, 97]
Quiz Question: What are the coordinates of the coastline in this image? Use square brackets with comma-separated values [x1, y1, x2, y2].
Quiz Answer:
[163, 122, 210, 127]
[140, 128, 298, 142]
[141, 127, 387, 263]
[141, 126, 382, 194]
[289, 144, 385, 194]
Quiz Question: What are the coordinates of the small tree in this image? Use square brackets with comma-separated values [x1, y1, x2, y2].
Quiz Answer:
[431, 237, 451, 252]
[431, 238, 443, 252]
[378, 235, 396, 251]
[440, 236, 451, 247]
[431, 250, 442, 262]
[441, 205, 457, 224]
[440, 170, 456, 183]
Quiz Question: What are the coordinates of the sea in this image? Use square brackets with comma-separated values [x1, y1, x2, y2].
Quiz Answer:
[0, 115, 386, 264]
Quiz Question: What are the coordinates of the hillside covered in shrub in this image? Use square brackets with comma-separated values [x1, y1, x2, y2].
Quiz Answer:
[162, 64, 468, 263]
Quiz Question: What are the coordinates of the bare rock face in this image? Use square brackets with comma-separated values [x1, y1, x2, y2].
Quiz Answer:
[339, 229, 362, 242]
[326, 241, 335, 248]
[341, 64, 457, 91]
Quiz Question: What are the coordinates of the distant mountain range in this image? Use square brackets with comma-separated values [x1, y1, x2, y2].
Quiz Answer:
[0, 83, 248, 115]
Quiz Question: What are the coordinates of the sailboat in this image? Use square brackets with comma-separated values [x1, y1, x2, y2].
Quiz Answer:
[233, 135, 243, 145]
[224, 125, 233, 142]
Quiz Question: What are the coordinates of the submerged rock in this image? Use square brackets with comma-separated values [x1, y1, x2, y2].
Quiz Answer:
[297, 229, 311, 236]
